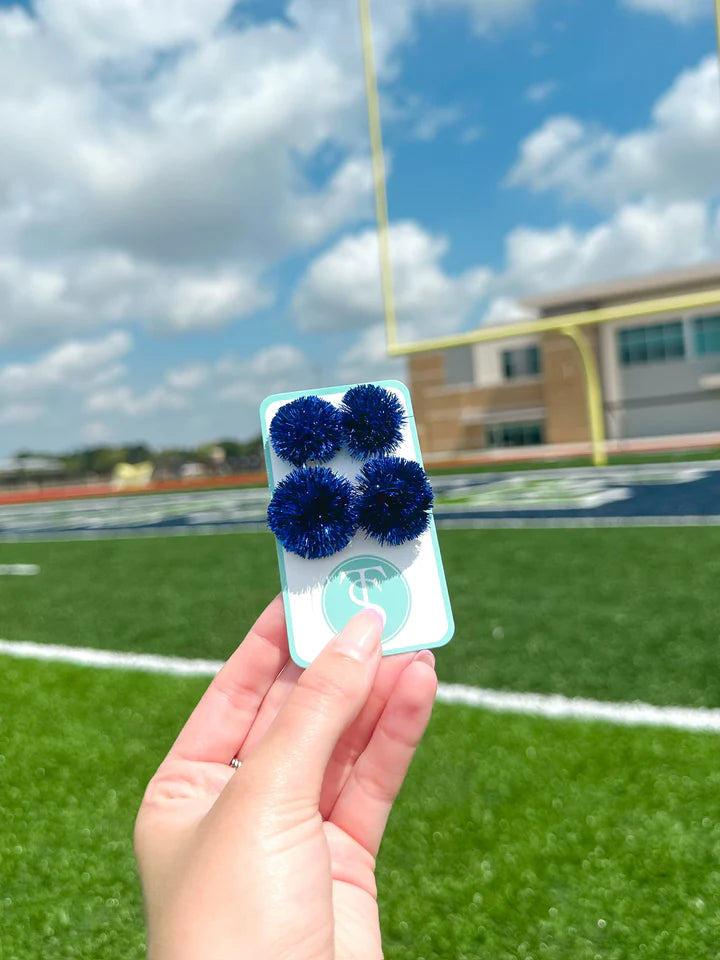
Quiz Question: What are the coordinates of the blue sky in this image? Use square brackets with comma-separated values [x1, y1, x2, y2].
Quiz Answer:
[0, 0, 717, 456]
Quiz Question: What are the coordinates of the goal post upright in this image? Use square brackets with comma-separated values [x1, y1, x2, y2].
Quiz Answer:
[358, 0, 720, 467]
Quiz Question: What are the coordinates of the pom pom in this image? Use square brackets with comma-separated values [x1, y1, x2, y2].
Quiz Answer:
[356, 457, 434, 546]
[267, 466, 359, 559]
[270, 396, 343, 467]
[341, 384, 406, 459]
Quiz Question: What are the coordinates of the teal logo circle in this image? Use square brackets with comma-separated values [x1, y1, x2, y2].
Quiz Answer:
[322, 555, 411, 643]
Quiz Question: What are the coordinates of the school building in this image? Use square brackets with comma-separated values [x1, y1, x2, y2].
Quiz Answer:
[408, 263, 720, 462]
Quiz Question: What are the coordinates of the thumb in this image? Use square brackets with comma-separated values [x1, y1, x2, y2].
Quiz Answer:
[247, 609, 384, 808]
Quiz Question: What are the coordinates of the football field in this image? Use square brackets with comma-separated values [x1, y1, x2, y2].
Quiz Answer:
[2, 526, 720, 958]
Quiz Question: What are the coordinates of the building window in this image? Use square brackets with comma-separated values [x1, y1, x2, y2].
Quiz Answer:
[694, 315, 720, 356]
[502, 345, 541, 380]
[487, 422, 545, 448]
[618, 321, 685, 366]
[444, 346, 475, 385]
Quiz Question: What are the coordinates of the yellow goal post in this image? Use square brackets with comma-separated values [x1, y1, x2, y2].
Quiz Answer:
[357, 0, 720, 467]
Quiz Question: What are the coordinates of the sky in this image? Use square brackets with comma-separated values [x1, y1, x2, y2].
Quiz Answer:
[0, 0, 718, 456]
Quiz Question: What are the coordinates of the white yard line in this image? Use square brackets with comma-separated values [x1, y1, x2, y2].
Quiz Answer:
[3, 516, 720, 543]
[435, 515, 720, 529]
[0, 638, 221, 676]
[1, 637, 719, 734]
[0, 564, 40, 575]
[436, 683, 720, 733]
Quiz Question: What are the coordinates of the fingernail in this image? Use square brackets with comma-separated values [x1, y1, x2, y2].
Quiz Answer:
[367, 604, 386, 628]
[414, 649, 435, 668]
[334, 610, 383, 662]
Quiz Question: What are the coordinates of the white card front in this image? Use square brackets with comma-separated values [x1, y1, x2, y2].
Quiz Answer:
[260, 380, 454, 666]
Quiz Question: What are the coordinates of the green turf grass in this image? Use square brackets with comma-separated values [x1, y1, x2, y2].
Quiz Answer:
[1, 527, 720, 707]
[1, 656, 719, 959]
[380, 703, 720, 960]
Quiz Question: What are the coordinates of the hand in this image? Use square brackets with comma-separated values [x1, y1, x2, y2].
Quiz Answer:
[134, 596, 438, 960]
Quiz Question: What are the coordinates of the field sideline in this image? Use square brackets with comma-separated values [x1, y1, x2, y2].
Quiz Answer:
[2, 527, 720, 958]
[4, 637, 720, 734]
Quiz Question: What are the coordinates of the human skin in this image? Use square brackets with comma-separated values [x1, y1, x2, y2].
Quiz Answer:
[134, 597, 438, 960]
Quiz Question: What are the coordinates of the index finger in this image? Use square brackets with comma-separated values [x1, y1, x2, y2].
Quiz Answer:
[166, 594, 289, 764]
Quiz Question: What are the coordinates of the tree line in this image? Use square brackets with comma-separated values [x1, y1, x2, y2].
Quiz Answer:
[9, 436, 264, 480]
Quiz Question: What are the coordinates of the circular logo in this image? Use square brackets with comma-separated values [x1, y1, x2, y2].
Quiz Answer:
[322, 555, 411, 643]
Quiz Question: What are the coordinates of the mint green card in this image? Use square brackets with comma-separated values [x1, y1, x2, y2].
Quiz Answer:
[260, 380, 454, 667]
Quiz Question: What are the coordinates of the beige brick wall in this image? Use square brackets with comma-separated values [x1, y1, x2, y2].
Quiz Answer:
[409, 335, 597, 454]
[542, 331, 595, 444]
[408, 352, 548, 455]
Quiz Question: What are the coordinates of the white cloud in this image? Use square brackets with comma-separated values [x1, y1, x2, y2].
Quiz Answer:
[508, 56, 720, 207]
[0, 0, 550, 356]
[496, 199, 718, 299]
[0, 403, 45, 425]
[295, 53, 720, 363]
[460, 126, 484, 144]
[0, 339, 318, 452]
[165, 363, 210, 392]
[218, 344, 316, 403]
[508, 116, 605, 194]
[478, 297, 536, 327]
[411, 105, 463, 141]
[0, 253, 268, 345]
[622, 0, 711, 23]
[383, 89, 465, 143]
[86, 384, 188, 417]
[0, 331, 132, 397]
[294, 198, 717, 353]
[295, 220, 501, 380]
[422, 0, 537, 34]
[525, 81, 558, 103]
[336, 326, 406, 384]
[78, 341, 319, 446]
[82, 421, 115, 444]
[293, 221, 491, 337]
[165, 273, 270, 332]
[0, 326, 217, 424]
[0, 1, 389, 349]
[321, 198, 720, 360]
[35, 0, 233, 61]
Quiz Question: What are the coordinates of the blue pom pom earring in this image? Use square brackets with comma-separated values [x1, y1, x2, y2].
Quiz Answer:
[341, 384, 406, 459]
[356, 457, 434, 546]
[270, 396, 343, 467]
[267, 466, 359, 559]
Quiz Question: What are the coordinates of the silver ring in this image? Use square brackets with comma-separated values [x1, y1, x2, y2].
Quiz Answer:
[230, 757, 242, 769]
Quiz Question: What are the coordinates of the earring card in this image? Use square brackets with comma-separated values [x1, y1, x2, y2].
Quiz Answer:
[260, 380, 454, 667]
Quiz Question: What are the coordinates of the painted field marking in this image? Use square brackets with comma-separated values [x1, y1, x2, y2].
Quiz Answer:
[0, 564, 40, 575]
[1, 638, 719, 734]
[3, 514, 720, 544]
[435, 516, 720, 530]
[2, 461, 720, 541]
